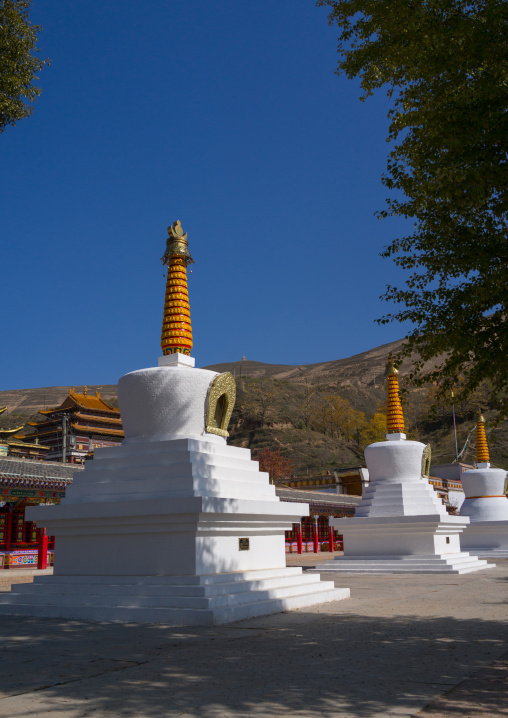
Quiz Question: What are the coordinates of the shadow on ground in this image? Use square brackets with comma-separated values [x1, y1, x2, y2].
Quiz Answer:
[1, 608, 507, 717]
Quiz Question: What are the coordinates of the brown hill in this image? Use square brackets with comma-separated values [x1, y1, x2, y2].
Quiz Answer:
[203, 338, 415, 386]
[0, 338, 440, 419]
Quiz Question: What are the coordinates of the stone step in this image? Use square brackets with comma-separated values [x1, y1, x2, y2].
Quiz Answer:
[309, 556, 494, 574]
[3, 576, 338, 610]
[0, 584, 349, 625]
[34, 567, 305, 586]
[65, 476, 277, 503]
[88, 449, 257, 474]
[14, 572, 319, 598]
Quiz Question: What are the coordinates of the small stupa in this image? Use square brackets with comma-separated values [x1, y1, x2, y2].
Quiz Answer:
[459, 413, 508, 558]
[310, 362, 493, 574]
[0, 220, 347, 624]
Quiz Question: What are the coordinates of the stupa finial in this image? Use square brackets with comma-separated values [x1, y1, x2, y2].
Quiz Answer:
[160, 220, 194, 357]
[476, 410, 490, 465]
[386, 359, 405, 436]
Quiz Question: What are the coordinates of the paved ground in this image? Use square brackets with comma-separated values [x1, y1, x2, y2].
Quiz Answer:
[0, 557, 506, 718]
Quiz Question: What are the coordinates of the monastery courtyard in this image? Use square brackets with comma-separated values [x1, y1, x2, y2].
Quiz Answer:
[0, 556, 506, 718]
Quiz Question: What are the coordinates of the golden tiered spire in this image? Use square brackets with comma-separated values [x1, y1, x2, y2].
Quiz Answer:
[386, 360, 405, 435]
[160, 220, 194, 356]
[476, 411, 490, 464]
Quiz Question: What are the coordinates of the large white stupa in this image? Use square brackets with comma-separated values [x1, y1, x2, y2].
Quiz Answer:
[0, 221, 347, 624]
[459, 414, 508, 558]
[310, 364, 494, 574]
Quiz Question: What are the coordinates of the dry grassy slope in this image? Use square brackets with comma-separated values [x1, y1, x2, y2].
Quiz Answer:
[205, 338, 441, 388]
[0, 385, 118, 420]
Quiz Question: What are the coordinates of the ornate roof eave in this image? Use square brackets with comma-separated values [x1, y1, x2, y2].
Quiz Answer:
[15, 428, 62, 440]
[0, 425, 24, 435]
[8, 440, 50, 450]
[73, 412, 122, 425]
[70, 422, 124, 437]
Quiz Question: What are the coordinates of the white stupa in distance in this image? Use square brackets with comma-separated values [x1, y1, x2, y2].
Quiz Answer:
[310, 363, 494, 574]
[460, 413, 508, 558]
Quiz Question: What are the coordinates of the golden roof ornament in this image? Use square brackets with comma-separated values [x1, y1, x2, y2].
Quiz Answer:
[161, 220, 194, 267]
[476, 410, 490, 465]
[386, 359, 405, 435]
[160, 220, 194, 357]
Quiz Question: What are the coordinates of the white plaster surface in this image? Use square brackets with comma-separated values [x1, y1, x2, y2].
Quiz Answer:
[448, 490, 465, 509]
[460, 466, 508, 521]
[158, 352, 195, 368]
[118, 366, 219, 442]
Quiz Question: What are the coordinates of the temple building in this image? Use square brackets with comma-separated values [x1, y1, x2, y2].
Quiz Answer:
[0, 457, 77, 568]
[14, 388, 123, 463]
[0, 408, 50, 461]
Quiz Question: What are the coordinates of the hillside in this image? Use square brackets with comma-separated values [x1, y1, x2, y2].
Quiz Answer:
[1, 339, 507, 474]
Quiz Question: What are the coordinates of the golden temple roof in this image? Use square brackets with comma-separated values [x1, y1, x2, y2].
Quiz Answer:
[40, 388, 120, 416]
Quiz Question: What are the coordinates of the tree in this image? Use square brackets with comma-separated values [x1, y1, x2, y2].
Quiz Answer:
[241, 379, 275, 426]
[0, 0, 49, 132]
[321, 394, 365, 441]
[319, 1, 508, 413]
[360, 411, 387, 448]
[256, 447, 295, 484]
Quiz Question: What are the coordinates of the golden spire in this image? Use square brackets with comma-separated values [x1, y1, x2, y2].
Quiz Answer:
[386, 360, 405, 434]
[476, 411, 490, 464]
[160, 220, 194, 357]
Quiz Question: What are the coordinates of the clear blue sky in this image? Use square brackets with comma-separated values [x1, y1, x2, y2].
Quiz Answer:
[1, 0, 413, 390]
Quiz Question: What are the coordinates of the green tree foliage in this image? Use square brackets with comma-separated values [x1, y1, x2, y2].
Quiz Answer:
[0, 0, 49, 132]
[319, 1, 508, 412]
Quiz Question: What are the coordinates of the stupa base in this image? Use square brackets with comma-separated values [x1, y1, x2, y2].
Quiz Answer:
[460, 520, 508, 559]
[308, 553, 494, 574]
[0, 567, 348, 625]
[468, 548, 508, 558]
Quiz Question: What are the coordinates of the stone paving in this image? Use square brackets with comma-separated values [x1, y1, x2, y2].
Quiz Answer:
[0, 557, 506, 717]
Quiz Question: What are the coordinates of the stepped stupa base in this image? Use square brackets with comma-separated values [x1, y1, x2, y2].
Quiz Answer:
[469, 548, 508, 559]
[309, 553, 494, 575]
[308, 515, 494, 575]
[460, 520, 508, 559]
[0, 568, 348, 625]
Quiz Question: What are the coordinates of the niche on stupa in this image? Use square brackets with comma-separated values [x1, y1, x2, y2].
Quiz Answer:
[205, 372, 236, 438]
[422, 444, 432, 478]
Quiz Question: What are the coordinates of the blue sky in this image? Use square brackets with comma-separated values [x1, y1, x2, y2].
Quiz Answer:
[1, 0, 413, 390]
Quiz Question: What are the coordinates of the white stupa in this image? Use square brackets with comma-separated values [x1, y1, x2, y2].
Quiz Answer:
[0, 221, 347, 624]
[459, 414, 508, 558]
[310, 364, 494, 574]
